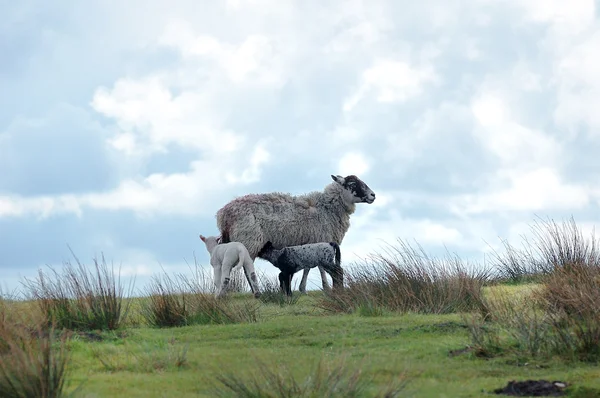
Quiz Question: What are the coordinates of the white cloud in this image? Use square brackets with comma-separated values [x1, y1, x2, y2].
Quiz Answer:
[159, 19, 285, 87]
[343, 59, 437, 112]
[471, 90, 562, 170]
[452, 168, 590, 215]
[471, 94, 508, 127]
[337, 152, 370, 177]
[554, 29, 600, 132]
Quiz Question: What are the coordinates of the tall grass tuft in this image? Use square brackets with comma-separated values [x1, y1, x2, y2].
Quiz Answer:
[468, 217, 600, 362]
[490, 216, 600, 283]
[141, 265, 260, 327]
[318, 239, 490, 315]
[0, 321, 75, 398]
[22, 250, 134, 331]
[140, 271, 190, 328]
[257, 273, 300, 306]
[212, 355, 408, 398]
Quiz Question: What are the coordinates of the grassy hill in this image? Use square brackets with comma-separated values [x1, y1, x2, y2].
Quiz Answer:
[3, 218, 600, 397]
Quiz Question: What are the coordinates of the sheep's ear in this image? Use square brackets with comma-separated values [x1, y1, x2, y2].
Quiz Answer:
[331, 175, 345, 185]
[199, 234, 206, 242]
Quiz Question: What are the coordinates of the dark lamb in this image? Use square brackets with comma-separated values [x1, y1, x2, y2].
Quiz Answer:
[258, 241, 342, 296]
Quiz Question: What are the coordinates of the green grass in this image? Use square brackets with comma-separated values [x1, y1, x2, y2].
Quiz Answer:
[6, 218, 600, 397]
[2, 290, 597, 397]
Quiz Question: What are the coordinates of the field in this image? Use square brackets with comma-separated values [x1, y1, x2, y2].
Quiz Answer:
[3, 218, 600, 397]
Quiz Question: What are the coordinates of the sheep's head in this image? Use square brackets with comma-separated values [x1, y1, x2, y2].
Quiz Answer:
[331, 174, 376, 204]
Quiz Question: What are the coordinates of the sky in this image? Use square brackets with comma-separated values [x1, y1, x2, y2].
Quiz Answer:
[1, 0, 599, 295]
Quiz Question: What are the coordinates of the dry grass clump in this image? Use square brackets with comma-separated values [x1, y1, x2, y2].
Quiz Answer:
[318, 239, 490, 316]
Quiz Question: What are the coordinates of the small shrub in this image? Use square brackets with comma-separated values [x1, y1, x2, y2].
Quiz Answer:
[318, 239, 490, 315]
[23, 250, 134, 331]
[537, 263, 600, 361]
[467, 218, 600, 362]
[211, 355, 408, 398]
[0, 322, 76, 398]
[140, 271, 190, 328]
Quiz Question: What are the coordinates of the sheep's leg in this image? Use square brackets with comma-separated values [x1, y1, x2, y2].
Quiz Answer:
[318, 266, 331, 291]
[242, 259, 261, 299]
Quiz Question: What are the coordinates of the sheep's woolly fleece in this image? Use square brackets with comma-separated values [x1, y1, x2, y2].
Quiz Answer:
[215, 175, 376, 261]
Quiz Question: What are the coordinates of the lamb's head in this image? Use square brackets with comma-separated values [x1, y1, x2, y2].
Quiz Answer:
[331, 174, 376, 205]
[257, 241, 281, 263]
[199, 234, 219, 253]
[258, 241, 274, 257]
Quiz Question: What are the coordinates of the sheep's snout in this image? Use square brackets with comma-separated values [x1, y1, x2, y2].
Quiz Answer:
[365, 192, 376, 204]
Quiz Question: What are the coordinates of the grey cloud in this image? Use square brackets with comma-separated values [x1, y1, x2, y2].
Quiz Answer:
[0, 105, 116, 195]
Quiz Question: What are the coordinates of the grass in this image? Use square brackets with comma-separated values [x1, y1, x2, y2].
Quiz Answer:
[317, 239, 490, 316]
[0, 321, 75, 398]
[5, 217, 600, 396]
[2, 288, 600, 396]
[467, 217, 600, 364]
[212, 354, 408, 397]
[22, 250, 134, 331]
[257, 273, 301, 306]
[140, 268, 261, 327]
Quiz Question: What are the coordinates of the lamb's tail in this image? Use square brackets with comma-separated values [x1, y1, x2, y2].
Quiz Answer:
[329, 242, 341, 267]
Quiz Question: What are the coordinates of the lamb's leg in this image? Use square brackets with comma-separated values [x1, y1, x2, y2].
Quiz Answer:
[282, 272, 293, 297]
[213, 264, 222, 296]
[242, 259, 261, 298]
[218, 254, 236, 298]
[278, 272, 286, 293]
[299, 268, 309, 294]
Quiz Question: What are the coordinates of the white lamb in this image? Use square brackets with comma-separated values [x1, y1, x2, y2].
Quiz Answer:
[199, 234, 261, 298]
[215, 174, 376, 293]
[258, 241, 342, 296]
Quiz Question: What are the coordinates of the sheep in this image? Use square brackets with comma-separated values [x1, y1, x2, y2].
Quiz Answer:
[257, 241, 342, 296]
[199, 234, 261, 298]
[215, 174, 376, 293]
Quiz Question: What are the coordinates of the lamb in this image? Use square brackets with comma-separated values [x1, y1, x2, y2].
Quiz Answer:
[258, 241, 342, 296]
[215, 174, 376, 293]
[199, 234, 261, 298]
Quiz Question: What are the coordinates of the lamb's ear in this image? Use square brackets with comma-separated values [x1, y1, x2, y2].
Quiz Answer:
[199, 234, 206, 242]
[258, 241, 272, 255]
[331, 175, 345, 185]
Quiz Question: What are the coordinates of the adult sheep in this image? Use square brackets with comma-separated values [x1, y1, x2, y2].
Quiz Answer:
[215, 174, 376, 293]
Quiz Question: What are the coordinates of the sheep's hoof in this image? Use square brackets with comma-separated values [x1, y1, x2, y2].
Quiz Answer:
[253, 292, 261, 299]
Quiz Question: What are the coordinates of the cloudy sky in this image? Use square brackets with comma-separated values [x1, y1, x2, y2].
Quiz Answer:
[1, 0, 599, 294]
